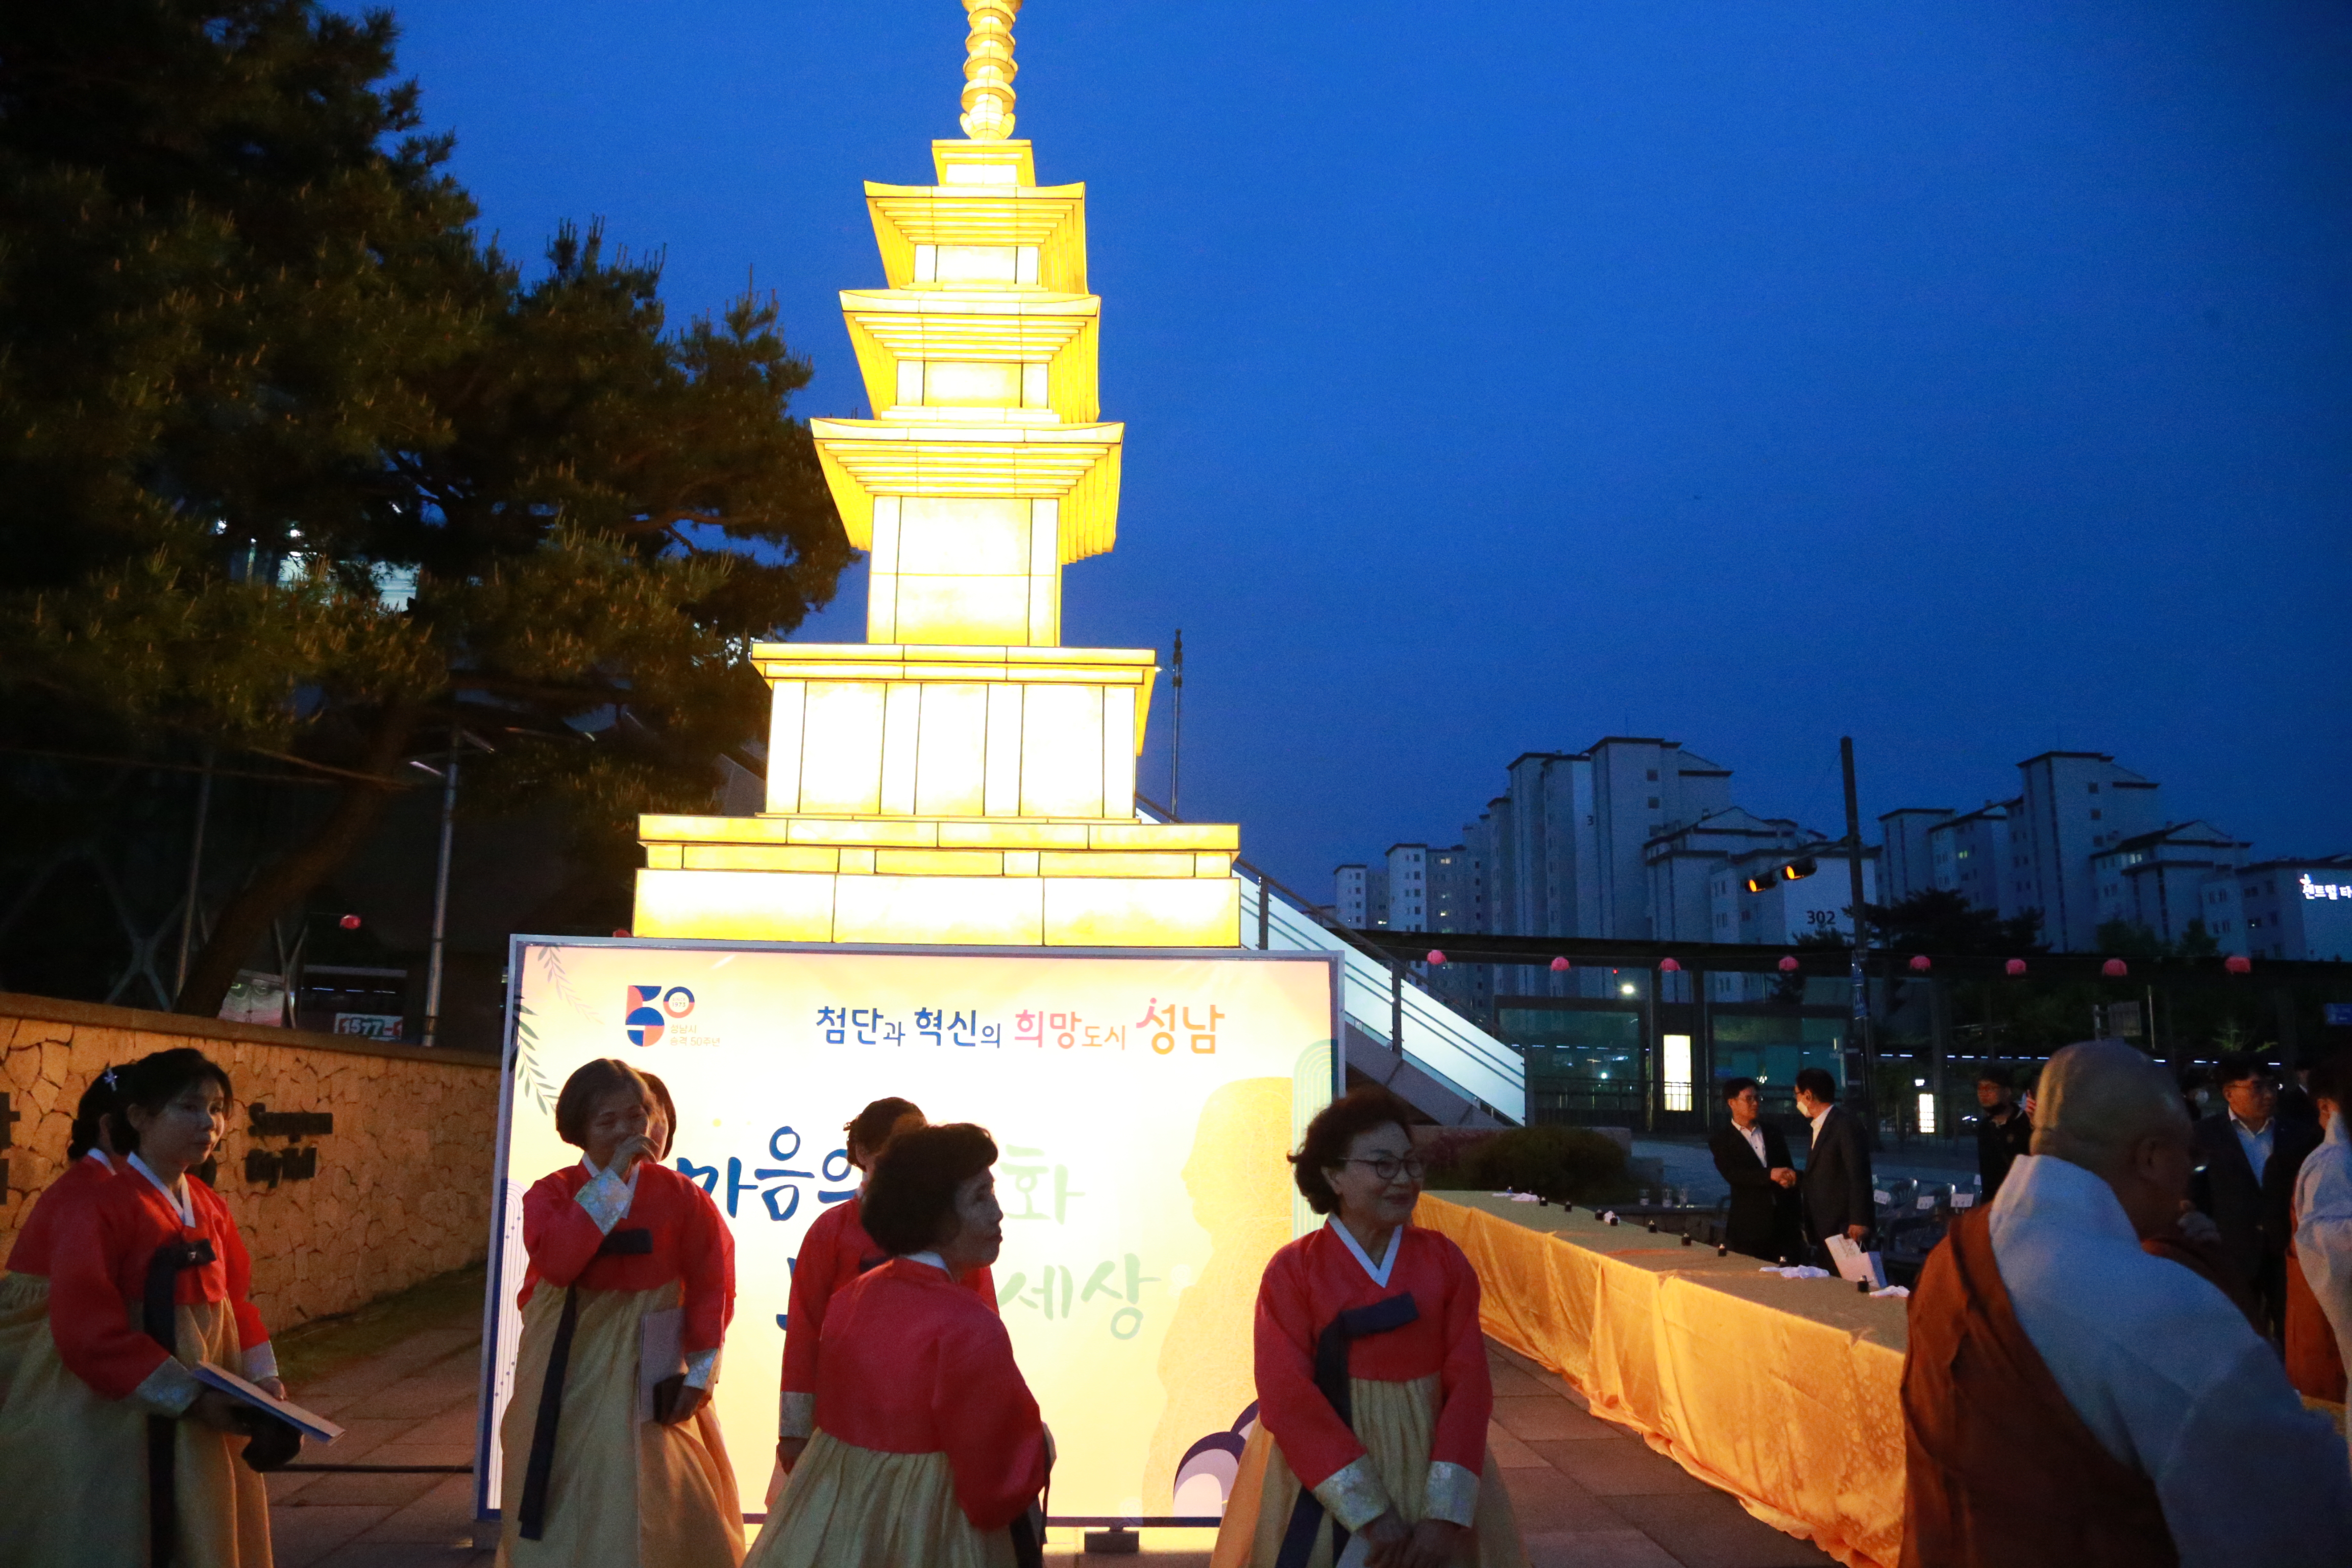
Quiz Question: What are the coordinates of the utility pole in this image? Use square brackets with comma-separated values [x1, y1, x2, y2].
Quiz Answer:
[1840, 737, 1877, 1135]
[173, 748, 216, 1003]
[1168, 628, 1184, 819]
[422, 730, 461, 1048]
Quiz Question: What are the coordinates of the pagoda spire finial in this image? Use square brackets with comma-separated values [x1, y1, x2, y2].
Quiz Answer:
[958, 0, 1019, 141]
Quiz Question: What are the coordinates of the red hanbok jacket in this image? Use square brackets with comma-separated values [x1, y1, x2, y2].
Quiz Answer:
[47, 1165, 267, 1399]
[814, 1257, 1048, 1531]
[782, 1195, 995, 1407]
[5, 1152, 119, 1276]
[519, 1162, 735, 1356]
[1253, 1222, 1491, 1492]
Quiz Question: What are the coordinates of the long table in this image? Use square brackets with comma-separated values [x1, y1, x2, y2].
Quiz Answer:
[1420, 1192, 1906, 1568]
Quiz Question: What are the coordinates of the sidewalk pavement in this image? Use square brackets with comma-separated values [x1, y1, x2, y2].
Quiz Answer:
[269, 1328, 1830, 1568]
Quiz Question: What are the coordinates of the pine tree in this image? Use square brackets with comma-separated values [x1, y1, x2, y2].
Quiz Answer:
[0, 2, 851, 1015]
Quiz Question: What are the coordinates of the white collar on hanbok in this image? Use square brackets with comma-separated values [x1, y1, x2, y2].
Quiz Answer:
[904, 1250, 950, 1276]
[1327, 1217, 1403, 1288]
[86, 1149, 115, 1172]
[129, 1152, 195, 1227]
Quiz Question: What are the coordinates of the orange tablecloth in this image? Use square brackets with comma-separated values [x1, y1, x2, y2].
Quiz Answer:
[1420, 1193, 1907, 1568]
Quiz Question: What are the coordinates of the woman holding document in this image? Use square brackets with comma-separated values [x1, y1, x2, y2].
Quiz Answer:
[1211, 1086, 1525, 1568]
[495, 1056, 743, 1567]
[0, 1047, 279, 1566]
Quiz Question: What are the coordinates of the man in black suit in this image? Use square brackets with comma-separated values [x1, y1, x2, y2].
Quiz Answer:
[1707, 1076, 1803, 1261]
[1974, 1064, 2033, 1202]
[2192, 1055, 2322, 1339]
[1794, 1066, 1874, 1261]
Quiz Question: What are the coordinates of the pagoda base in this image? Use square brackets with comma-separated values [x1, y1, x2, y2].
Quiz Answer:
[634, 813, 1240, 947]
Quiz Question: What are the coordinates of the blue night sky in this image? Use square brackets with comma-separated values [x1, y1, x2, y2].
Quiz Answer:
[384, 1, 2351, 898]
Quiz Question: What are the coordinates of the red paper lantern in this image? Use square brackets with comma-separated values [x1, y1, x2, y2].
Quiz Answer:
[1426, 949, 1448, 966]
[2224, 954, 2252, 974]
[1659, 958, 1682, 973]
[1777, 955, 1799, 973]
[2004, 958, 2028, 977]
[1549, 956, 1572, 972]
[2101, 958, 2128, 978]
[337, 914, 361, 930]
[612, 928, 631, 940]
[1908, 954, 1932, 973]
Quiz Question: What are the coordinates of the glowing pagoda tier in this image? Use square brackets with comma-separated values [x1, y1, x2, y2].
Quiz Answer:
[633, 18, 1241, 948]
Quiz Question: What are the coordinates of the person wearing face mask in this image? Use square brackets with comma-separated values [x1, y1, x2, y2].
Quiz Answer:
[495, 1057, 743, 1568]
[1, 1064, 128, 1405]
[1212, 1086, 1525, 1568]
[771, 1097, 996, 1496]
[0, 1047, 278, 1566]
[747, 1122, 1049, 1568]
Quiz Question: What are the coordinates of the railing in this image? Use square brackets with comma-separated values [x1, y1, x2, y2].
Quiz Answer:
[1134, 799, 1526, 1123]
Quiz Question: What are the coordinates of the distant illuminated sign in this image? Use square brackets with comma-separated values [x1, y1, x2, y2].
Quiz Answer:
[2302, 875, 2352, 901]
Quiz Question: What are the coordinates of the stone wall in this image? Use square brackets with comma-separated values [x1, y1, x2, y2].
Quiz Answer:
[0, 992, 500, 1331]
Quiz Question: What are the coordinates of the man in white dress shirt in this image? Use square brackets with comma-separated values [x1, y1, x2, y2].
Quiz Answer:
[1900, 1039, 2352, 1567]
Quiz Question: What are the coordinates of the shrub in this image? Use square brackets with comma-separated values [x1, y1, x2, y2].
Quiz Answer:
[1425, 1125, 1631, 1205]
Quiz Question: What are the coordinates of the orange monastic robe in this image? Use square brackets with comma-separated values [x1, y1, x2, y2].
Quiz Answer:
[777, 1195, 993, 1440]
[2286, 1216, 2348, 1404]
[748, 1256, 1048, 1568]
[1900, 1207, 2177, 1568]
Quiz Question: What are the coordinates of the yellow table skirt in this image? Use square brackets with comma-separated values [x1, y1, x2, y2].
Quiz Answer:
[1419, 1194, 1906, 1568]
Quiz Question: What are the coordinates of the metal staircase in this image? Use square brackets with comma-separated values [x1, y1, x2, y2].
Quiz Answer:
[1139, 803, 1524, 1126]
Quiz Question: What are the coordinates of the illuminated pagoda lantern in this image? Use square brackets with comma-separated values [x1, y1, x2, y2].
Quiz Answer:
[632, 0, 1241, 948]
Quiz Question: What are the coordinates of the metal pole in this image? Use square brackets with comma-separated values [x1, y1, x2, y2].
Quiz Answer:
[1390, 960, 1405, 1061]
[1168, 629, 1184, 819]
[174, 747, 216, 1002]
[422, 731, 460, 1047]
[1257, 871, 1270, 950]
[1840, 737, 1877, 1137]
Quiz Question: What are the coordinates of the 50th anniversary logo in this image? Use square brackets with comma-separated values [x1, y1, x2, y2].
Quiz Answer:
[624, 984, 716, 1047]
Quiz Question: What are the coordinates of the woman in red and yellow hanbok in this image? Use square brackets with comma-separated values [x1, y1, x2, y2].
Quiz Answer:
[775, 1097, 996, 1480]
[749, 1122, 1048, 1568]
[496, 1058, 743, 1568]
[1, 1068, 125, 1403]
[1214, 1087, 1524, 1568]
[0, 1048, 277, 1567]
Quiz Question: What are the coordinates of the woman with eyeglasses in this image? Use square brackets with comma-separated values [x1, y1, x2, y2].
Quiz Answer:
[1211, 1087, 1525, 1568]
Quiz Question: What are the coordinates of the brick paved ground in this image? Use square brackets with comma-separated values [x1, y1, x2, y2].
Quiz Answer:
[268, 1331, 1831, 1568]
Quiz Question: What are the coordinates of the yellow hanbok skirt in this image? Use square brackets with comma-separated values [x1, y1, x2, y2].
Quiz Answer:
[744, 1429, 1018, 1568]
[0, 1270, 47, 1403]
[1210, 1375, 1526, 1568]
[0, 1293, 272, 1567]
[495, 1277, 745, 1568]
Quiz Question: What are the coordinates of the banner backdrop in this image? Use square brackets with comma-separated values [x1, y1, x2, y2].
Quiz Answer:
[475, 939, 1339, 1527]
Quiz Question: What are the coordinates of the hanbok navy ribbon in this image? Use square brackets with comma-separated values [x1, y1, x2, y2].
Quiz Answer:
[517, 1226, 652, 1540]
[1275, 1291, 1419, 1568]
[141, 1237, 216, 1568]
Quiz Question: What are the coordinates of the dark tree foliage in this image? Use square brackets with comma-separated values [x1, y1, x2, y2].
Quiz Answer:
[1865, 889, 2046, 957]
[0, 2, 852, 1014]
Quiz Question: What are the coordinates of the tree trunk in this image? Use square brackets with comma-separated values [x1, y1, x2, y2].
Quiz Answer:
[173, 706, 418, 1019]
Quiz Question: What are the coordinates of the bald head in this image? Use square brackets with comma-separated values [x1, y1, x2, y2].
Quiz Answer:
[2030, 1039, 2189, 1176]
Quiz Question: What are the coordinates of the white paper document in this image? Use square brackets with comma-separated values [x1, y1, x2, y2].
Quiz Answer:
[193, 1362, 345, 1444]
[1823, 1235, 1888, 1289]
